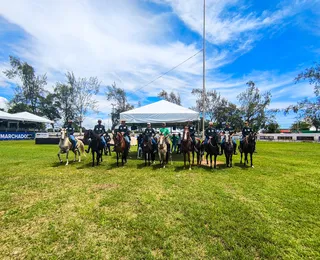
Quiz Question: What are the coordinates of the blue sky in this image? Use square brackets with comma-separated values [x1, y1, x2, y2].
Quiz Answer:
[0, 0, 320, 128]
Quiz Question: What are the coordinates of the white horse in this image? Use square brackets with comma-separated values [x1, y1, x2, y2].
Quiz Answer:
[57, 128, 85, 166]
[158, 134, 167, 168]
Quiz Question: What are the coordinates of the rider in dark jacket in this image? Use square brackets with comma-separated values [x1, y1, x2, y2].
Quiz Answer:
[240, 121, 253, 150]
[94, 119, 106, 146]
[118, 120, 131, 149]
[204, 122, 219, 145]
[188, 121, 196, 144]
[144, 123, 157, 152]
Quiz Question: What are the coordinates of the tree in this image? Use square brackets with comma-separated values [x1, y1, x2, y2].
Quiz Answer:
[290, 121, 311, 132]
[7, 103, 32, 113]
[237, 81, 272, 131]
[4, 56, 47, 114]
[285, 63, 320, 131]
[264, 121, 280, 133]
[106, 82, 134, 129]
[66, 72, 100, 133]
[38, 93, 61, 128]
[53, 83, 75, 126]
[191, 89, 222, 122]
[157, 90, 181, 105]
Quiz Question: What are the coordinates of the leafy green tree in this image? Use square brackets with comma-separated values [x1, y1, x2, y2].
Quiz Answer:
[38, 93, 61, 128]
[53, 83, 75, 126]
[7, 103, 32, 113]
[158, 90, 181, 105]
[106, 82, 134, 129]
[237, 81, 272, 131]
[285, 63, 320, 131]
[264, 121, 280, 133]
[290, 121, 311, 132]
[66, 72, 100, 132]
[4, 56, 47, 114]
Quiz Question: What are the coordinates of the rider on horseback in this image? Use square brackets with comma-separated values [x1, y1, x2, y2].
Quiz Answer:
[221, 122, 238, 155]
[240, 121, 253, 151]
[119, 119, 131, 151]
[204, 122, 219, 149]
[188, 121, 196, 144]
[94, 119, 109, 155]
[66, 119, 77, 152]
[144, 123, 157, 153]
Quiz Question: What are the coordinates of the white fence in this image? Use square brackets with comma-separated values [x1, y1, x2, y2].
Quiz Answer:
[257, 133, 320, 142]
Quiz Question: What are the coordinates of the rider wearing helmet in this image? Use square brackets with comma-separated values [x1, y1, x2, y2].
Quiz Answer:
[66, 119, 77, 151]
[159, 122, 171, 162]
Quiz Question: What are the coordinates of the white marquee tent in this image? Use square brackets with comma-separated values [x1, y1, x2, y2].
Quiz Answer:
[13, 112, 54, 124]
[120, 100, 199, 123]
[0, 111, 25, 121]
[0, 111, 53, 124]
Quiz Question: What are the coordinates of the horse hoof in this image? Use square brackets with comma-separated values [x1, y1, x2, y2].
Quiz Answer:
[60, 161, 63, 164]
[252, 165, 254, 168]
[65, 163, 68, 166]
[163, 166, 166, 168]
[189, 168, 191, 171]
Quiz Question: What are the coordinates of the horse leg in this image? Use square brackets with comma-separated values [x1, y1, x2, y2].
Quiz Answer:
[206, 153, 209, 165]
[92, 151, 95, 167]
[250, 152, 254, 168]
[144, 151, 147, 166]
[116, 152, 119, 167]
[240, 152, 243, 164]
[184, 152, 186, 169]
[65, 151, 69, 166]
[214, 155, 217, 169]
[188, 152, 191, 170]
[58, 151, 62, 163]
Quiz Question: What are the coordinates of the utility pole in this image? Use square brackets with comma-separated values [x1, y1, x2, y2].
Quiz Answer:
[202, 0, 206, 139]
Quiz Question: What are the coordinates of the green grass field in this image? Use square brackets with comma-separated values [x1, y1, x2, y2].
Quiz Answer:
[0, 141, 319, 259]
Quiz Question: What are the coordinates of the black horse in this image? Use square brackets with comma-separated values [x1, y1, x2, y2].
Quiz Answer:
[84, 130, 105, 167]
[205, 136, 220, 169]
[239, 132, 256, 168]
[194, 138, 204, 166]
[223, 133, 234, 168]
[104, 133, 112, 156]
[142, 134, 155, 166]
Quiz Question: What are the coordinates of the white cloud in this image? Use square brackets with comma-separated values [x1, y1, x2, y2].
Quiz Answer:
[0, 96, 9, 110]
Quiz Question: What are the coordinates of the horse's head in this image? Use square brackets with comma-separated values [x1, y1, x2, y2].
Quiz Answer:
[248, 132, 257, 145]
[225, 133, 232, 144]
[60, 128, 67, 140]
[83, 129, 91, 140]
[158, 134, 166, 150]
[182, 128, 190, 141]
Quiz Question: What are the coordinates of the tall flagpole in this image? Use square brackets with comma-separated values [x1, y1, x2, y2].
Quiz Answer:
[202, 0, 206, 139]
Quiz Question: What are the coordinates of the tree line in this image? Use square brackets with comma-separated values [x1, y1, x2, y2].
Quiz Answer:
[2, 55, 319, 132]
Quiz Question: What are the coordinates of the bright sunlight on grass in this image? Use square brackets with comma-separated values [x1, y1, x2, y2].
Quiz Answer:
[0, 141, 319, 259]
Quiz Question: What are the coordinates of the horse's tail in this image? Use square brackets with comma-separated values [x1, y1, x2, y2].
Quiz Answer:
[79, 141, 86, 157]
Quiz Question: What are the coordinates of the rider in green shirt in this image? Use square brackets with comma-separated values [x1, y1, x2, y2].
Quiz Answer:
[159, 122, 170, 137]
[159, 122, 171, 162]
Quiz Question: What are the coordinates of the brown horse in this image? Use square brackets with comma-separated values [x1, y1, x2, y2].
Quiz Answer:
[194, 138, 204, 166]
[57, 128, 85, 166]
[157, 134, 167, 168]
[223, 133, 234, 168]
[181, 128, 193, 170]
[113, 132, 128, 166]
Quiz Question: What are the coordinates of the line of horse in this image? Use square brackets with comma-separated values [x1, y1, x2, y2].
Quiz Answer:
[57, 128, 257, 169]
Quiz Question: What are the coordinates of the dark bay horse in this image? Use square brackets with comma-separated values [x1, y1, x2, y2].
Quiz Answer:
[84, 130, 104, 167]
[142, 134, 155, 166]
[194, 138, 204, 166]
[114, 132, 128, 167]
[239, 132, 256, 168]
[206, 136, 220, 169]
[223, 133, 234, 168]
[181, 129, 193, 170]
